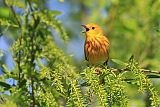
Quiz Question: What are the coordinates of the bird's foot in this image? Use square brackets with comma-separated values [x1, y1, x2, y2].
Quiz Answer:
[95, 67, 102, 75]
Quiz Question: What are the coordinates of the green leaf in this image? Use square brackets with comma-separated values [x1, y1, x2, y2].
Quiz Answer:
[2, 64, 10, 73]
[36, 58, 44, 67]
[0, 18, 18, 27]
[111, 59, 127, 66]
[5, 0, 26, 9]
[43, 9, 62, 17]
[0, 7, 10, 18]
[50, 10, 62, 16]
[0, 81, 11, 90]
[0, 50, 3, 57]
[147, 74, 160, 78]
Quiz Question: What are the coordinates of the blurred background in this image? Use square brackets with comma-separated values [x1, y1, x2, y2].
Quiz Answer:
[0, 0, 160, 106]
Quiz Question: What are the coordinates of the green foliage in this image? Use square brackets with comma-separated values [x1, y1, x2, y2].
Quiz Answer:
[104, 70, 128, 106]
[80, 57, 159, 107]
[34, 10, 68, 41]
[0, 101, 17, 107]
[67, 80, 84, 107]
[5, 0, 26, 9]
[0, 0, 160, 107]
[82, 67, 108, 107]
[127, 56, 159, 106]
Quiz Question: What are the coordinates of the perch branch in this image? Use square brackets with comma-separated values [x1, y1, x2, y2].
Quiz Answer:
[110, 68, 160, 75]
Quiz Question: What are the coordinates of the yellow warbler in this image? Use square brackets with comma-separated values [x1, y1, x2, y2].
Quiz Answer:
[82, 23, 110, 65]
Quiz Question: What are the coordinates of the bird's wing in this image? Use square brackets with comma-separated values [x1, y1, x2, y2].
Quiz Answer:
[84, 42, 88, 61]
[104, 37, 110, 64]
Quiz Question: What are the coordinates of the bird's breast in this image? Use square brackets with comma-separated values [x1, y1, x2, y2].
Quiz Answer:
[85, 36, 109, 65]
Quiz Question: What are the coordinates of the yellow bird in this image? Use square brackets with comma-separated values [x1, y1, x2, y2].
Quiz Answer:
[82, 23, 110, 65]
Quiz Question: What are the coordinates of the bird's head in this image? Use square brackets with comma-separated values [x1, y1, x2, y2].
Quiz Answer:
[81, 23, 104, 37]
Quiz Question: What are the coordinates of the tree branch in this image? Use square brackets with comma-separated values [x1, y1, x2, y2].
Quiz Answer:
[110, 68, 160, 75]
[10, 6, 22, 28]
[10, 6, 23, 87]
[26, 1, 37, 106]
[28, 0, 36, 22]
[4, 0, 23, 87]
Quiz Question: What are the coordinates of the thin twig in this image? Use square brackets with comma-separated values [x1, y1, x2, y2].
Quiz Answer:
[4, 1, 23, 87]
[10, 6, 22, 28]
[28, 0, 36, 22]
[141, 69, 160, 74]
[10, 6, 23, 87]
[110, 68, 160, 75]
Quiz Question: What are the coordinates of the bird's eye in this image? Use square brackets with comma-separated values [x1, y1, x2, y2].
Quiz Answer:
[92, 27, 95, 30]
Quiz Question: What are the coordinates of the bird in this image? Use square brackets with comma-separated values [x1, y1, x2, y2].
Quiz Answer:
[82, 23, 110, 66]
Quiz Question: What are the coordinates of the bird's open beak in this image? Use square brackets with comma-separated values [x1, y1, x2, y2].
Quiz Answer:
[81, 25, 87, 33]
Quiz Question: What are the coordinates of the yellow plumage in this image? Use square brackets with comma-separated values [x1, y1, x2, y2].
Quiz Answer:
[82, 23, 110, 65]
